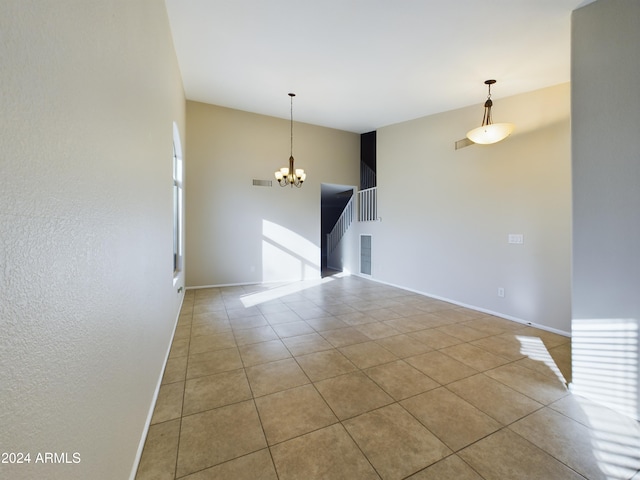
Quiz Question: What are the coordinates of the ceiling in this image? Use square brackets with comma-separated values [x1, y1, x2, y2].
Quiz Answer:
[165, 0, 593, 134]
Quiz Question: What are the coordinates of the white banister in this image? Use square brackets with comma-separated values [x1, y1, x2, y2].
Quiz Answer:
[327, 196, 354, 255]
[358, 187, 377, 222]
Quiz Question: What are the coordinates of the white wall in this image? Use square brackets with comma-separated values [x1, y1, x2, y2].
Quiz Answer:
[0, 1, 186, 479]
[571, 0, 640, 420]
[340, 84, 572, 334]
[185, 101, 360, 287]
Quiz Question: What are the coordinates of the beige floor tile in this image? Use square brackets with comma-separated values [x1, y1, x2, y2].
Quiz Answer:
[408, 329, 463, 349]
[180, 449, 278, 480]
[406, 351, 477, 384]
[151, 381, 184, 424]
[318, 303, 359, 316]
[162, 355, 187, 384]
[183, 369, 252, 415]
[458, 429, 585, 480]
[189, 332, 236, 354]
[272, 321, 315, 338]
[392, 305, 425, 317]
[484, 362, 568, 405]
[511, 407, 640, 480]
[447, 373, 542, 425]
[549, 394, 640, 445]
[344, 403, 451, 479]
[315, 371, 394, 420]
[290, 306, 330, 320]
[174, 324, 191, 340]
[245, 358, 310, 397]
[186, 348, 243, 379]
[270, 424, 380, 480]
[295, 349, 358, 381]
[263, 310, 301, 325]
[440, 343, 510, 371]
[193, 304, 226, 315]
[548, 342, 572, 383]
[257, 302, 292, 315]
[401, 387, 501, 451]
[365, 360, 439, 400]
[406, 454, 484, 480]
[230, 314, 269, 330]
[383, 317, 428, 333]
[281, 332, 333, 356]
[407, 313, 452, 329]
[365, 307, 403, 321]
[355, 322, 401, 339]
[375, 334, 432, 358]
[463, 316, 523, 335]
[238, 339, 291, 367]
[254, 384, 338, 445]
[192, 311, 228, 324]
[226, 306, 262, 319]
[190, 320, 232, 337]
[321, 327, 372, 347]
[305, 316, 350, 331]
[335, 311, 372, 326]
[169, 337, 190, 358]
[135, 418, 180, 480]
[176, 400, 266, 477]
[434, 324, 489, 342]
[232, 325, 278, 346]
[470, 333, 527, 361]
[338, 341, 397, 369]
[514, 326, 570, 349]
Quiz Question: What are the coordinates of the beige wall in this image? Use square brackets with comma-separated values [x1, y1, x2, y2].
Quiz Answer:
[0, 1, 185, 479]
[185, 101, 360, 287]
[339, 84, 572, 334]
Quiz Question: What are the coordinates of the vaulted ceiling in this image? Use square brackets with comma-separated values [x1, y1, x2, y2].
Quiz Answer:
[165, 0, 593, 133]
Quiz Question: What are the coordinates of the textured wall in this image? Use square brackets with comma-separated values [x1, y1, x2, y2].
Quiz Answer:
[339, 84, 572, 334]
[0, 1, 185, 479]
[185, 101, 360, 287]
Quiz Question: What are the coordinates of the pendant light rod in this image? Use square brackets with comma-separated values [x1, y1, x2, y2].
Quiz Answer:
[289, 92, 294, 160]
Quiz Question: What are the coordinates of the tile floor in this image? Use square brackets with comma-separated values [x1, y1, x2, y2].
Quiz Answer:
[135, 275, 640, 480]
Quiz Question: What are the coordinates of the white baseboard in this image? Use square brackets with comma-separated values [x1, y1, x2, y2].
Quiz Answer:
[129, 293, 185, 480]
[354, 273, 571, 338]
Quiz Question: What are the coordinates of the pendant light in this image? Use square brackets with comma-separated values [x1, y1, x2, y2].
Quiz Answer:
[466, 79, 515, 145]
[275, 93, 306, 187]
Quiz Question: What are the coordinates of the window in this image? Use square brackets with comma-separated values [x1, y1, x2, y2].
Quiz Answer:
[173, 123, 183, 275]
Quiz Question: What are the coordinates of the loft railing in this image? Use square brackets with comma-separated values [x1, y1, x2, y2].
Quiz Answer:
[358, 187, 377, 222]
[327, 195, 354, 255]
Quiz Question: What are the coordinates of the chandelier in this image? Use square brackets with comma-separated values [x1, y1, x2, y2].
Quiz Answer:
[275, 93, 306, 187]
[466, 79, 515, 145]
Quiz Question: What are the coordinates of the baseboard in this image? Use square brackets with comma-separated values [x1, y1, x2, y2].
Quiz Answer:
[129, 293, 185, 480]
[354, 273, 571, 338]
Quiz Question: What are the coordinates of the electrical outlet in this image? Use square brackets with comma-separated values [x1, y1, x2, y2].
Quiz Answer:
[498, 287, 505, 297]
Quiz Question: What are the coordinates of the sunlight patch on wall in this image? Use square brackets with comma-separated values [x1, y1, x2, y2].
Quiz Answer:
[261, 220, 320, 283]
[571, 318, 639, 421]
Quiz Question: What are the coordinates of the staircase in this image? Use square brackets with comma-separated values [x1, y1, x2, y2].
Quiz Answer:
[327, 186, 377, 258]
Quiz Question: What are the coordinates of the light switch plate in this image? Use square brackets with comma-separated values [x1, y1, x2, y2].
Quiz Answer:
[508, 234, 524, 244]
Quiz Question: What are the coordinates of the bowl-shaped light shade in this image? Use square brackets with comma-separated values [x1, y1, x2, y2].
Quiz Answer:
[274, 171, 283, 180]
[466, 123, 515, 145]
